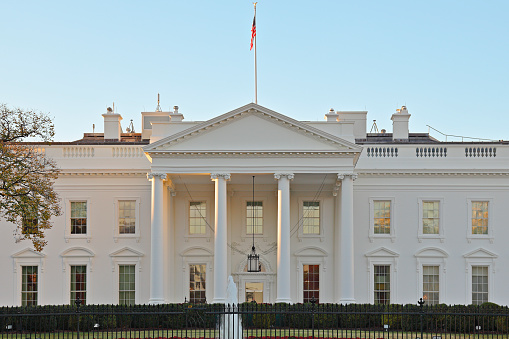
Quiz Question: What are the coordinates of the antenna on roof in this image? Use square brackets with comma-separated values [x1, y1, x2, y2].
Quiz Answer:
[155, 93, 162, 112]
[370, 120, 379, 133]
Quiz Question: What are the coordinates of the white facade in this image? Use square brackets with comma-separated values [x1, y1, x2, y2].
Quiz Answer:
[1, 103, 507, 306]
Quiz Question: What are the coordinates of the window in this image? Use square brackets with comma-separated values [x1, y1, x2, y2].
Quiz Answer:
[22, 217, 38, 235]
[70, 265, 87, 305]
[422, 201, 439, 234]
[472, 266, 488, 305]
[374, 201, 391, 234]
[472, 201, 488, 235]
[303, 264, 319, 303]
[119, 265, 135, 305]
[70, 202, 87, 235]
[303, 201, 320, 235]
[119, 201, 136, 234]
[374, 265, 390, 304]
[423, 265, 439, 305]
[247, 201, 263, 234]
[21, 266, 38, 306]
[189, 264, 206, 303]
[189, 202, 207, 235]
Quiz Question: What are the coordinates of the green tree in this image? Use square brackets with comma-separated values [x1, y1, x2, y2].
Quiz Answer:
[0, 104, 61, 251]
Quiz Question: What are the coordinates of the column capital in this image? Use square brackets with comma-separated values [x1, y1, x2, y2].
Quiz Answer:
[147, 172, 167, 180]
[337, 173, 357, 181]
[211, 173, 231, 180]
[274, 173, 294, 180]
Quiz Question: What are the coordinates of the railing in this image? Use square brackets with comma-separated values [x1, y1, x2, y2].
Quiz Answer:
[416, 147, 447, 157]
[2, 302, 509, 339]
[366, 147, 398, 157]
[63, 147, 95, 158]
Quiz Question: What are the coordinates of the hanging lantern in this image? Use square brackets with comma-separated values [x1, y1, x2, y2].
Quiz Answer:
[247, 176, 261, 272]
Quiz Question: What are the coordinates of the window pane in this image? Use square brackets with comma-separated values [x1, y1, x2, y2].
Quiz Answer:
[189, 264, 206, 303]
[303, 264, 319, 303]
[22, 266, 38, 306]
[70, 265, 87, 305]
[303, 201, 320, 235]
[247, 201, 263, 234]
[374, 201, 391, 234]
[71, 202, 87, 234]
[422, 201, 439, 234]
[119, 200, 136, 234]
[471, 202, 488, 235]
[472, 266, 488, 305]
[374, 265, 390, 304]
[423, 265, 439, 305]
[190, 202, 207, 234]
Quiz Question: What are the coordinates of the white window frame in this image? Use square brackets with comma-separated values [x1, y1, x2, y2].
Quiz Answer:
[466, 198, 494, 243]
[297, 198, 325, 241]
[240, 197, 267, 239]
[369, 198, 396, 243]
[60, 247, 94, 304]
[415, 247, 448, 305]
[113, 197, 141, 242]
[418, 198, 445, 242]
[180, 247, 213, 302]
[464, 248, 497, 305]
[365, 247, 399, 304]
[109, 247, 143, 305]
[65, 198, 91, 242]
[11, 249, 46, 306]
[294, 247, 328, 303]
[185, 197, 212, 240]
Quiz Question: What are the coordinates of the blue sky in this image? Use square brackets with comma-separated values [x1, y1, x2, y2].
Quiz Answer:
[1, 1, 508, 141]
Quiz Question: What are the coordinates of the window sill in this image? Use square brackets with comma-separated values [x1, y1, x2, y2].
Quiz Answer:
[467, 235, 494, 244]
[114, 235, 141, 243]
[65, 235, 91, 243]
[369, 235, 396, 243]
[418, 235, 445, 243]
[184, 234, 212, 242]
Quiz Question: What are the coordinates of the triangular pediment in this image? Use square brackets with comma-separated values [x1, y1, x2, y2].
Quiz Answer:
[463, 248, 498, 259]
[109, 247, 144, 257]
[415, 247, 448, 258]
[144, 103, 362, 155]
[365, 247, 399, 257]
[11, 248, 46, 258]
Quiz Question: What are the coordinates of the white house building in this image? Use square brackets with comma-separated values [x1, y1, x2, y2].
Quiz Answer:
[1, 102, 507, 307]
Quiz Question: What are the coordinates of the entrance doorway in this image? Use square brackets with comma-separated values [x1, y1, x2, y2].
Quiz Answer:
[245, 282, 263, 303]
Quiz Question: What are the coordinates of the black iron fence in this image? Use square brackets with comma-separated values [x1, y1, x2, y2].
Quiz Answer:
[1, 302, 509, 339]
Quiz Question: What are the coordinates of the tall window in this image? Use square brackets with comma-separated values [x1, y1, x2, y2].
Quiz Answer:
[21, 266, 38, 306]
[374, 201, 391, 234]
[189, 264, 206, 303]
[247, 201, 263, 234]
[423, 265, 439, 305]
[472, 266, 488, 305]
[472, 201, 488, 235]
[70, 202, 87, 234]
[303, 201, 320, 234]
[374, 265, 390, 304]
[189, 202, 207, 235]
[422, 201, 439, 234]
[70, 265, 87, 305]
[119, 265, 135, 305]
[119, 200, 136, 234]
[303, 264, 319, 303]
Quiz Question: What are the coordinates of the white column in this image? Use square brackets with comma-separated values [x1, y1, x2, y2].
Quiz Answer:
[211, 173, 230, 303]
[338, 173, 357, 304]
[274, 173, 294, 303]
[148, 172, 166, 304]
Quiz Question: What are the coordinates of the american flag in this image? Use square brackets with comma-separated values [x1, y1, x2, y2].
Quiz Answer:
[250, 15, 256, 50]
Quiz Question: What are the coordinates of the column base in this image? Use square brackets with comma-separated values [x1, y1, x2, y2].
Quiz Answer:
[275, 298, 292, 304]
[339, 298, 356, 304]
[148, 298, 165, 304]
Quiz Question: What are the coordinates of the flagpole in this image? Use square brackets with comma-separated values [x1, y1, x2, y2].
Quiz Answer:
[254, 2, 257, 104]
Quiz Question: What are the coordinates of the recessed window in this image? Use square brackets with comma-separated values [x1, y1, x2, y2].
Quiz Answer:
[247, 201, 263, 234]
[472, 201, 488, 235]
[422, 201, 439, 234]
[119, 201, 136, 234]
[119, 265, 135, 305]
[374, 265, 390, 304]
[374, 201, 391, 234]
[70, 202, 87, 235]
[303, 264, 319, 303]
[21, 266, 38, 306]
[189, 264, 206, 303]
[303, 201, 320, 235]
[70, 265, 87, 305]
[472, 266, 488, 305]
[189, 202, 207, 235]
[423, 265, 439, 305]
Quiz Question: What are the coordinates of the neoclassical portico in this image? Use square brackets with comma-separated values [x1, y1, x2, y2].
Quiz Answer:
[143, 103, 362, 304]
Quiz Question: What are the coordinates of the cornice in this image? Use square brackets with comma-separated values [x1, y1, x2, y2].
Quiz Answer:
[147, 151, 359, 158]
[357, 170, 509, 177]
[59, 171, 148, 177]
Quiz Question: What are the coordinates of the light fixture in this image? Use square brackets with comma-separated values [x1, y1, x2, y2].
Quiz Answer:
[247, 175, 261, 272]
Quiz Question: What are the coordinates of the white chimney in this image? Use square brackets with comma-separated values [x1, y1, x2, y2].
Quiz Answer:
[391, 106, 410, 141]
[336, 111, 368, 139]
[102, 107, 122, 141]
